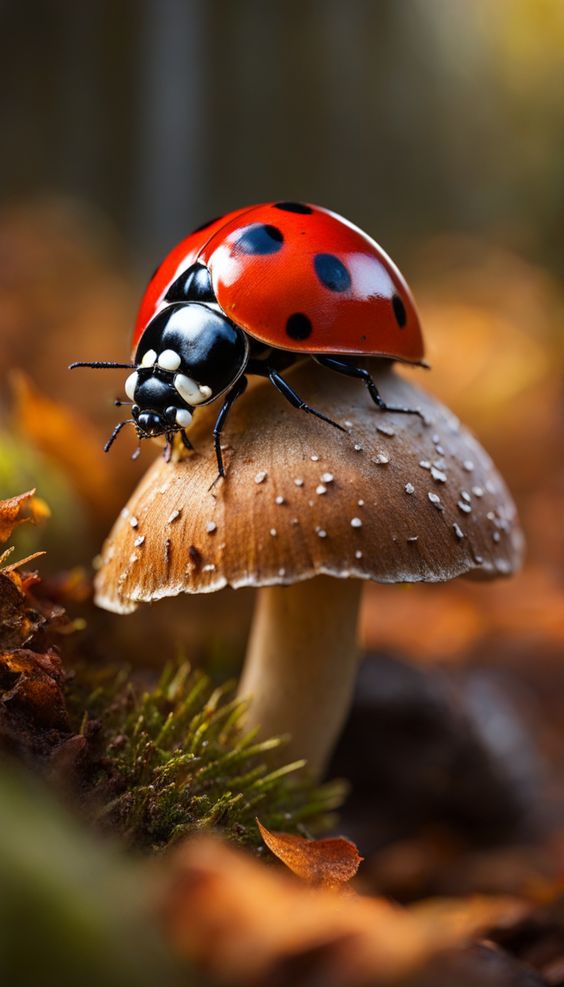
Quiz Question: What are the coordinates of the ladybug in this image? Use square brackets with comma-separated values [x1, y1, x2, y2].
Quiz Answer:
[71, 202, 426, 476]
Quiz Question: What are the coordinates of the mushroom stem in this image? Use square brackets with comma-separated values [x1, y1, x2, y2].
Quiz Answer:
[238, 576, 362, 778]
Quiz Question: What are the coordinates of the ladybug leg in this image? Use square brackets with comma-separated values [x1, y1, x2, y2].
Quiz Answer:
[247, 361, 345, 432]
[315, 356, 425, 420]
[180, 430, 193, 451]
[266, 370, 346, 431]
[212, 375, 248, 478]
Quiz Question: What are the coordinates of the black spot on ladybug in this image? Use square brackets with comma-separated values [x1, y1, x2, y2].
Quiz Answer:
[191, 214, 224, 234]
[392, 294, 407, 328]
[236, 224, 284, 255]
[286, 313, 312, 341]
[274, 201, 313, 215]
[313, 253, 351, 293]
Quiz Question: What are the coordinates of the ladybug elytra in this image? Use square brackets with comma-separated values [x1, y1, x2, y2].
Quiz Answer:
[71, 202, 426, 475]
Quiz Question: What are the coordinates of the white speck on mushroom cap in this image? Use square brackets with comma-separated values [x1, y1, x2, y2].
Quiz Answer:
[461, 490, 472, 503]
[453, 523, 465, 540]
[206, 521, 217, 534]
[294, 478, 304, 487]
[316, 484, 327, 495]
[431, 467, 447, 483]
[373, 453, 389, 465]
[134, 535, 145, 547]
[458, 501, 472, 514]
[344, 420, 353, 429]
[428, 492, 443, 510]
[310, 453, 320, 462]
[167, 510, 180, 524]
[129, 516, 139, 528]
[405, 483, 415, 495]
[354, 443, 363, 452]
[275, 495, 285, 505]
[351, 517, 362, 528]
[317, 528, 327, 538]
[463, 460, 475, 472]
[377, 425, 395, 437]
[321, 472, 334, 484]
[270, 528, 277, 537]
[419, 460, 431, 470]
[357, 499, 365, 507]
[472, 486, 484, 497]
[355, 549, 363, 559]
[255, 471, 267, 484]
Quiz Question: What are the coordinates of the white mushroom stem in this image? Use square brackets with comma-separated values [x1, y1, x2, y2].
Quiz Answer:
[237, 576, 362, 778]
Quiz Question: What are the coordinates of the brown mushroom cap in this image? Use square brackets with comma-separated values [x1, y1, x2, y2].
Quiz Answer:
[95, 359, 523, 614]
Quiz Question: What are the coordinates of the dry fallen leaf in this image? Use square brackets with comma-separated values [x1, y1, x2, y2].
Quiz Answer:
[257, 818, 362, 888]
[161, 836, 527, 987]
[0, 489, 50, 545]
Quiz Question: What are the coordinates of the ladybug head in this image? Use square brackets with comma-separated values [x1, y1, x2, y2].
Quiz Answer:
[70, 295, 249, 457]
[126, 303, 249, 438]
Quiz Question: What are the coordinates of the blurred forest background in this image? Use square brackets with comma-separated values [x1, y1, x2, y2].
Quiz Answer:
[0, 0, 563, 857]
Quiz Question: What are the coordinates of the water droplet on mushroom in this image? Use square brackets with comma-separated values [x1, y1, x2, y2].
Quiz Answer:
[255, 471, 267, 484]
[419, 460, 431, 470]
[463, 459, 475, 472]
[316, 484, 327, 495]
[167, 510, 180, 524]
[405, 482, 415, 495]
[351, 517, 362, 528]
[321, 472, 334, 484]
[486, 480, 497, 494]
[373, 453, 389, 465]
[453, 523, 465, 540]
[134, 535, 145, 547]
[428, 492, 443, 510]
[294, 478, 304, 487]
[206, 521, 217, 534]
[275, 495, 285, 505]
[431, 467, 447, 483]
[458, 500, 472, 514]
[129, 516, 139, 529]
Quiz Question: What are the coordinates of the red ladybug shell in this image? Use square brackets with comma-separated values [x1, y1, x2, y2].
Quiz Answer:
[133, 202, 425, 364]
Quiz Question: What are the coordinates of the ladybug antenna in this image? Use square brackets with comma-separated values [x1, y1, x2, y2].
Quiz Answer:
[103, 419, 136, 453]
[69, 360, 138, 370]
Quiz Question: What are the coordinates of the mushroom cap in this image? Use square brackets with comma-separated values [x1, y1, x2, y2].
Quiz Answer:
[95, 360, 524, 614]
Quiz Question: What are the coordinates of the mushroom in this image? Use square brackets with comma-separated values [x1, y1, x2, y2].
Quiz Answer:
[95, 359, 523, 777]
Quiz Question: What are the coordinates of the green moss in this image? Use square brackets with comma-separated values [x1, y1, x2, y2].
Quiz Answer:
[79, 663, 345, 852]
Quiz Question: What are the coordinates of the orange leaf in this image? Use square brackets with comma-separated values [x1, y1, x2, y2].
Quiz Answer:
[257, 819, 362, 888]
[0, 490, 49, 544]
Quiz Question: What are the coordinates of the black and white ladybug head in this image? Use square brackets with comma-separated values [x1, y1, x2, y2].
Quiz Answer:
[126, 301, 249, 438]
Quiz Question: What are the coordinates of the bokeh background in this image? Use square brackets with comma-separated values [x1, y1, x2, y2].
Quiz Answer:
[1, 0, 563, 862]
